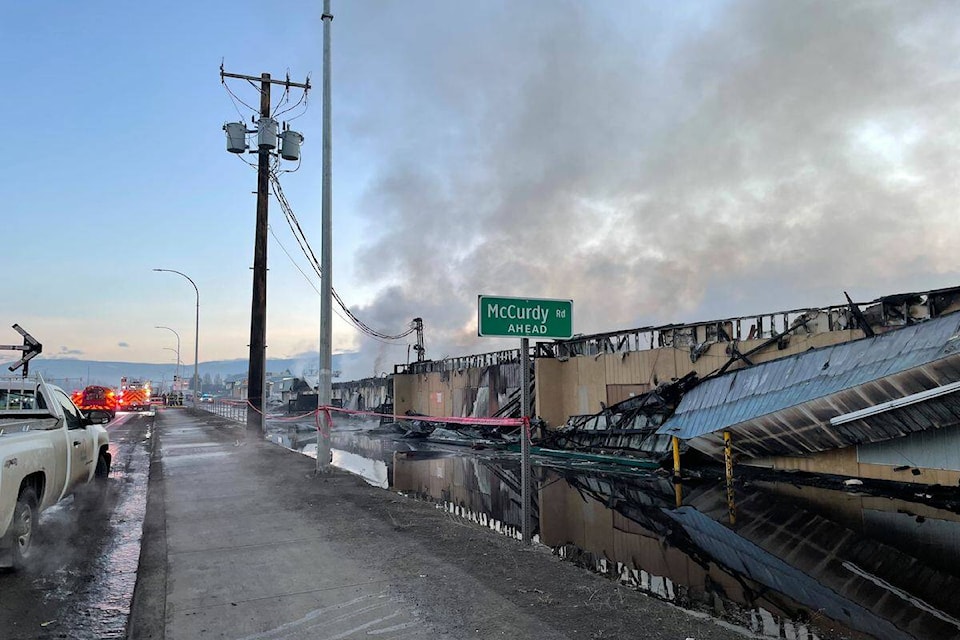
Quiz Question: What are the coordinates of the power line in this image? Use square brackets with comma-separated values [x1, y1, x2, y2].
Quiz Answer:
[267, 223, 381, 338]
[269, 172, 417, 342]
[221, 75, 259, 117]
[273, 80, 290, 117]
[268, 224, 320, 295]
[274, 85, 308, 119]
[270, 173, 416, 340]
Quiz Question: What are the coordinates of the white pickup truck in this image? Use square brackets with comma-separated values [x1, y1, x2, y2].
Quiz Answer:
[0, 375, 111, 569]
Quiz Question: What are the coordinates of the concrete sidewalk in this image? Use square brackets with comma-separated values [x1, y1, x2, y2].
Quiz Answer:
[128, 409, 752, 640]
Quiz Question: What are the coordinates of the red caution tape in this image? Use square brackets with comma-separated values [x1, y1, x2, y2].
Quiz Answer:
[213, 400, 525, 430]
[317, 405, 524, 428]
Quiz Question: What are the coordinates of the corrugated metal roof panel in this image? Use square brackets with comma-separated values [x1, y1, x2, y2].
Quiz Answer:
[657, 313, 960, 452]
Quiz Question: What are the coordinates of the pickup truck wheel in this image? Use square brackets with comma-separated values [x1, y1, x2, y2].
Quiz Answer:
[9, 487, 38, 570]
[95, 451, 111, 479]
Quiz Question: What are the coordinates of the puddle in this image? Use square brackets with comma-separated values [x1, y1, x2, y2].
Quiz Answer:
[331, 450, 389, 488]
[293, 440, 390, 488]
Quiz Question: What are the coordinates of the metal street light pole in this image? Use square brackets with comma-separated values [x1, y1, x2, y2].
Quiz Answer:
[317, 0, 334, 471]
[153, 269, 200, 407]
[155, 326, 181, 389]
[162, 347, 181, 392]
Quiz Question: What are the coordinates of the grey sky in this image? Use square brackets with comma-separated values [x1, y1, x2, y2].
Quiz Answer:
[5, 1, 958, 379]
[332, 0, 960, 371]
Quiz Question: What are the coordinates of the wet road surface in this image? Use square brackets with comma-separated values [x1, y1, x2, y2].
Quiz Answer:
[259, 413, 960, 640]
[143, 410, 440, 640]
[0, 411, 153, 639]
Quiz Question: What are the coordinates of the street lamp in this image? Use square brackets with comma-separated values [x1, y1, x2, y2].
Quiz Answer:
[162, 347, 181, 394]
[155, 326, 181, 390]
[153, 269, 200, 407]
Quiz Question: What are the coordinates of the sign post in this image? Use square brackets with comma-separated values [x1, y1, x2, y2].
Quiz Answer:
[478, 296, 572, 544]
[1, 324, 42, 376]
[520, 336, 531, 543]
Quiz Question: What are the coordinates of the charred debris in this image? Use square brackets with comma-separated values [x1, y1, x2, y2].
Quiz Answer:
[394, 379, 534, 446]
[532, 285, 960, 464]
[336, 286, 960, 469]
[540, 372, 700, 463]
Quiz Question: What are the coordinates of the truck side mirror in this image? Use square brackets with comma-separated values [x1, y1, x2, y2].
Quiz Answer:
[83, 410, 112, 425]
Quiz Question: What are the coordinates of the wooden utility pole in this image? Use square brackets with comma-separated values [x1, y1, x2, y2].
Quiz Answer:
[219, 68, 310, 434]
[249, 72, 271, 434]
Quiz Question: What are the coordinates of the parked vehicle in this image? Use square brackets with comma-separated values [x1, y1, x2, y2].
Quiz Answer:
[71, 384, 119, 419]
[0, 375, 111, 569]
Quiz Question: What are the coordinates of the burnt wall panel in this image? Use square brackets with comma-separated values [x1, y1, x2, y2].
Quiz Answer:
[576, 356, 607, 415]
[538, 334, 862, 430]
[393, 375, 415, 415]
[393, 363, 529, 419]
[534, 358, 563, 426]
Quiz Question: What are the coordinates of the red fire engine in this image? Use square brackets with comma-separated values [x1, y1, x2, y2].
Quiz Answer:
[118, 377, 152, 411]
[71, 385, 119, 419]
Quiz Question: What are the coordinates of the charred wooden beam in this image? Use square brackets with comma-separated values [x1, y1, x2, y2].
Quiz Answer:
[845, 291, 876, 338]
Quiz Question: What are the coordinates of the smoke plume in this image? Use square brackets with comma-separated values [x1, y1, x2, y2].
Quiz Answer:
[334, 1, 960, 375]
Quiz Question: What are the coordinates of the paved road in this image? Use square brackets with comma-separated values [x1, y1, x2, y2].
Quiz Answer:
[0, 411, 153, 640]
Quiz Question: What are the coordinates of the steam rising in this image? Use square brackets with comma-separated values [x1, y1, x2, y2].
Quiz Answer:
[335, 1, 960, 376]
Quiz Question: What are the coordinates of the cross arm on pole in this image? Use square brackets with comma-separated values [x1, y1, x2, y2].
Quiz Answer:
[220, 69, 310, 91]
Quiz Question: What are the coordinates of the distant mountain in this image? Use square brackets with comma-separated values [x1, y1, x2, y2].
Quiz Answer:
[0, 352, 367, 391]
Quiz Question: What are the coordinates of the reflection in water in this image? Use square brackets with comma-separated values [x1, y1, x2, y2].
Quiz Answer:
[266, 421, 960, 640]
[333, 450, 389, 488]
[708, 482, 960, 640]
[542, 473, 960, 639]
[270, 421, 391, 488]
[392, 451, 530, 542]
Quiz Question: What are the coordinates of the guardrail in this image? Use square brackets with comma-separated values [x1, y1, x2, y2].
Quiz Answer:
[205, 398, 247, 423]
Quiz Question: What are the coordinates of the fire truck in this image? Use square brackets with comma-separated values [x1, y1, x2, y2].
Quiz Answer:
[118, 377, 152, 412]
[71, 385, 119, 419]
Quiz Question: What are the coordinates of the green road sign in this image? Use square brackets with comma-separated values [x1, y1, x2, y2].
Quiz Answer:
[478, 295, 573, 339]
